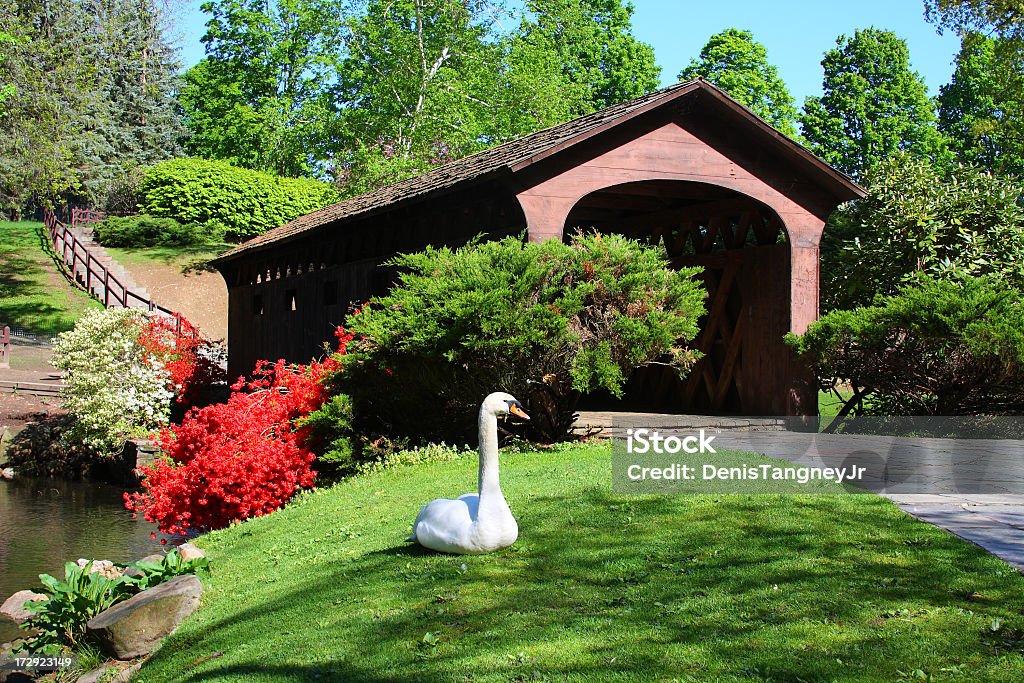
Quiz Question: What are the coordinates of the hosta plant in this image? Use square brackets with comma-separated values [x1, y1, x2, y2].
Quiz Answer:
[124, 550, 210, 592]
[22, 561, 134, 653]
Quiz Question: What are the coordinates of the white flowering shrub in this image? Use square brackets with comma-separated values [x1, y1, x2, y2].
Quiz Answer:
[52, 308, 173, 455]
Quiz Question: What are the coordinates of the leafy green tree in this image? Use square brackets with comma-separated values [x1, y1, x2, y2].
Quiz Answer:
[178, 59, 280, 172]
[330, 0, 504, 193]
[821, 153, 1024, 311]
[678, 28, 798, 137]
[800, 28, 948, 179]
[925, 0, 1024, 39]
[493, 8, 598, 140]
[513, 0, 660, 114]
[0, 30, 17, 116]
[331, 0, 660, 194]
[938, 32, 1024, 174]
[179, 0, 344, 177]
[927, 3, 1024, 176]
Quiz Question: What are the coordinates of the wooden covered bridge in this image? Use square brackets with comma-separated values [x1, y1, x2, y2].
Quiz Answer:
[211, 79, 864, 416]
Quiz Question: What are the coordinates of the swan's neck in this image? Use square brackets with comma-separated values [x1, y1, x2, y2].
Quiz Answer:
[477, 408, 502, 500]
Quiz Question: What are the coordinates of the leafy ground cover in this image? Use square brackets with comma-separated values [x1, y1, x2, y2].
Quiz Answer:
[138, 442, 1024, 682]
[0, 221, 101, 337]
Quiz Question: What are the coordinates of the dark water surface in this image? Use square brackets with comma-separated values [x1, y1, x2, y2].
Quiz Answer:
[0, 478, 165, 643]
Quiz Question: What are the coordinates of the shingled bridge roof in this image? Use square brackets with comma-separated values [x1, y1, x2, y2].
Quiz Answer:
[213, 79, 862, 264]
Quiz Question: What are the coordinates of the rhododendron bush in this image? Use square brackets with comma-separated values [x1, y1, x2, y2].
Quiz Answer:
[126, 330, 351, 534]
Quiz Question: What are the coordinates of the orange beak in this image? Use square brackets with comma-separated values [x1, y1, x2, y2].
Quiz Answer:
[509, 403, 531, 421]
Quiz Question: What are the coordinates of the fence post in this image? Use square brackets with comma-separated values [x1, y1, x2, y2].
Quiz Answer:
[0, 325, 10, 369]
[104, 270, 110, 307]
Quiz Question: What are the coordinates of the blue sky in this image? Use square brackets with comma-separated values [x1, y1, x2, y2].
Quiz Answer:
[173, 0, 963, 103]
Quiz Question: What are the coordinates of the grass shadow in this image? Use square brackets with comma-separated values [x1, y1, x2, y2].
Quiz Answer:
[0, 222, 98, 336]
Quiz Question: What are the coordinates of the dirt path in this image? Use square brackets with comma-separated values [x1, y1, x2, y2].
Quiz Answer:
[119, 262, 228, 341]
[0, 336, 65, 436]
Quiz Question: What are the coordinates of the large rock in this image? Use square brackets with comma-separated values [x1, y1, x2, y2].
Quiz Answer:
[1, 591, 46, 624]
[76, 559, 124, 580]
[175, 543, 206, 562]
[87, 575, 202, 659]
[0, 641, 31, 683]
[76, 661, 143, 683]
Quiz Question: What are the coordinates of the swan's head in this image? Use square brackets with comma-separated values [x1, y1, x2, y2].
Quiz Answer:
[483, 392, 530, 421]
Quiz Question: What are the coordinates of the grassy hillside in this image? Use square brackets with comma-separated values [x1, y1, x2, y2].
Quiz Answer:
[137, 443, 1024, 682]
[104, 244, 229, 271]
[0, 221, 101, 336]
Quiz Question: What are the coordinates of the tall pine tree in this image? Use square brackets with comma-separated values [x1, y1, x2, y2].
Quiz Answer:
[0, 0, 182, 212]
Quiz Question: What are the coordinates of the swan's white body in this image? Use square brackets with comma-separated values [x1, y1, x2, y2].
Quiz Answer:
[409, 393, 523, 554]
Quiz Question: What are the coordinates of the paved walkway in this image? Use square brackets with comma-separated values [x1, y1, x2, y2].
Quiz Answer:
[891, 498, 1024, 568]
[576, 411, 1024, 570]
[0, 336, 64, 396]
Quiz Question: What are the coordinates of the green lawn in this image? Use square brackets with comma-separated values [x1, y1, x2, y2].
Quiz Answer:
[105, 243, 231, 274]
[819, 387, 850, 422]
[0, 221, 101, 337]
[137, 442, 1024, 682]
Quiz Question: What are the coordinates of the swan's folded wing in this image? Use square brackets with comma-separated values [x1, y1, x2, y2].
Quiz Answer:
[412, 497, 476, 552]
[455, 492, 480, 520]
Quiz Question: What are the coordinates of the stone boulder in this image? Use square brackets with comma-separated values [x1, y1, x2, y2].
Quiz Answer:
[0, 641, 31, 683]
[76, 559, 124, 580]
[87, 575, 202, 659]
[76, 661, 143, 683]
[175, 543, 206, 562]
[123, 554, 164, 579]
[1, 591, 47, 624]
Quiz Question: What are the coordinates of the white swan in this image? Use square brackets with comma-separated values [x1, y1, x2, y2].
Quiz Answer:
[408, 392, 530, 554]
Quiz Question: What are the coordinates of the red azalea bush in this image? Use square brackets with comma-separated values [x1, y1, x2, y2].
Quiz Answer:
[126, 329, 350, 534]
[138, 315, 225, 405]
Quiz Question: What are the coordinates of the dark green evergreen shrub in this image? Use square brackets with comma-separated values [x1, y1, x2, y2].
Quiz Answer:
[93, 214, 208, 247]
[138, 158, 340, 240]
[330, 233, 706, 443]
[789, 276, 1024, 416]
[296, 393, 356, 476]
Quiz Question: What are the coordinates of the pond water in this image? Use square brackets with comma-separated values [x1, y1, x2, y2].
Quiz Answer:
[0, 478, 165, 644]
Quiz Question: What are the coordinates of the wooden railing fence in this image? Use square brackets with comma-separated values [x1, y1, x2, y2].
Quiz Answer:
[43, 208, 193, 337]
